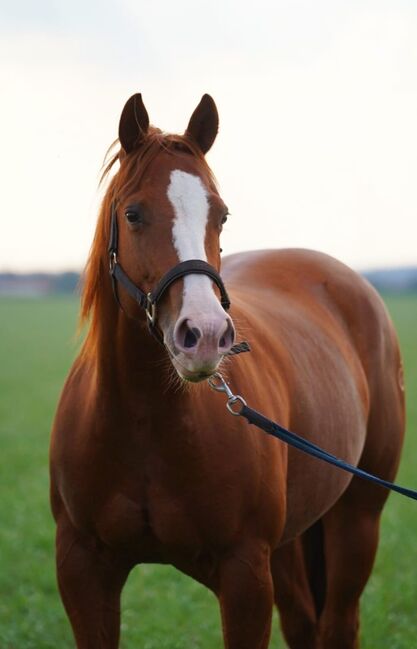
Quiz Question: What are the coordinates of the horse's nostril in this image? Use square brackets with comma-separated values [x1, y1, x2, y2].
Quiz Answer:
[191, 327, 201, 340]
[218, 320, 235, 350]
[175, 317, 234, 354]
[184, 327, 199, 349]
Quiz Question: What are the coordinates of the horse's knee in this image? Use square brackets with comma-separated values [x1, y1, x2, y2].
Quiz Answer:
[272, 538, 320, 649]
[280, 618, 319, 649]
[319, 610, 359, 649]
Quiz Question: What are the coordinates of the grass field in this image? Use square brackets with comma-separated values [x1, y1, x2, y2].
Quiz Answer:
[0, 295, 416, 648]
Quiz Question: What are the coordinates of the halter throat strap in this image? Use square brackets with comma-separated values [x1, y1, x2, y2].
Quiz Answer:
[108, 203, 231, 343]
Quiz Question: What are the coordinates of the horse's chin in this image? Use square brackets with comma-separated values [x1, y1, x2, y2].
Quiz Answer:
[169, 354, 221, 384]
[179, 369, 216, 383]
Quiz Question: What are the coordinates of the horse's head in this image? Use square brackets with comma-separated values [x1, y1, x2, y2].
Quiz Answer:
[109, 93, 235, 382]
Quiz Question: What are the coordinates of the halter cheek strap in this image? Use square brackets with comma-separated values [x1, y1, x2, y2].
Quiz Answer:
[108, 203, 231, 344]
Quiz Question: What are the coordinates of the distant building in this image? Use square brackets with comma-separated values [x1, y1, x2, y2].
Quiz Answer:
[0, 267, 416, 297]
[363, 267, 417, 293]
[0, 272, 81, 297]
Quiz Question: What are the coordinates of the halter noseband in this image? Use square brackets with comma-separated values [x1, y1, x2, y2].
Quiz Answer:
[108, 202, 231, 343]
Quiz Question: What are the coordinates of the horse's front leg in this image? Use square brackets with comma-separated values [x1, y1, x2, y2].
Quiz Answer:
[218, 539, 274, 649]
[55, 514, 132, 649]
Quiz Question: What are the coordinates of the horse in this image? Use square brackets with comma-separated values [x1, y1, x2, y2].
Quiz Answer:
[50, 93, 405, 649]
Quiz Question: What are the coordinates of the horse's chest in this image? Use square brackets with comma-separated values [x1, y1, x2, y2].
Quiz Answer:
[92, 490, 200, 559]
[62, 413, 270, 557]
[91, 464, 243, 558]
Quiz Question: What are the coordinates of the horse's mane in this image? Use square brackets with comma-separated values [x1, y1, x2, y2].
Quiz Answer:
[79, 128, 217, 357]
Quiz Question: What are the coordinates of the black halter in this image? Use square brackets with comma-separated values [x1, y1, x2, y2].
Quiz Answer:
[108, 203, 231, 343]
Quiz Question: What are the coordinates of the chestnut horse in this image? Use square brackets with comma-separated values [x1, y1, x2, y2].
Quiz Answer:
[50, 93, 405, 649]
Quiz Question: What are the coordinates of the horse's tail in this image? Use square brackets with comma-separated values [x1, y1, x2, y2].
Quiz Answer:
[302, 518, 326, 619]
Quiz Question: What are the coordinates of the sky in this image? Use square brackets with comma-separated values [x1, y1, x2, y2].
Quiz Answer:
[1, 0, 417, 272]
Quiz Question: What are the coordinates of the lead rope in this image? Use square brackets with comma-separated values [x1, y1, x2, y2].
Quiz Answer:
[208, 372, 417, 501]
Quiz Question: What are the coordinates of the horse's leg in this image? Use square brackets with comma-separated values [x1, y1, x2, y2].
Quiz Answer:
[218, 539, 274, 649]
[317, 488, 383, 649]
[56, 515, 132, 649]
[319, 376, 404, 649]
[271, 537, 319, 649]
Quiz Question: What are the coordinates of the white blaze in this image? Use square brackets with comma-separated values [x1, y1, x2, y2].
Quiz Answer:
[168, 170, 209, 261]
[167, 169, 220, 314]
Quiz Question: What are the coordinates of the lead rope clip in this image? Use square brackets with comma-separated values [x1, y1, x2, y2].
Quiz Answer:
[208, 372, 247, 416]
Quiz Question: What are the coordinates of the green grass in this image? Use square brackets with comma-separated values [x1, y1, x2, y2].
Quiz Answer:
[361, 295, 417, 648]
[0, 295, 416, 648]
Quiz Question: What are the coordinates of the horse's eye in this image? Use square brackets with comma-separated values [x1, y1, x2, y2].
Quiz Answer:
[124, 205, 143, 224]
[221, 212, 229, 226]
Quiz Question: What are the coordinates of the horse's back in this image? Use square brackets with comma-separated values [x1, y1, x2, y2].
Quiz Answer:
[224, 246, 404, 438]
[224, 247, 377, 311]
[223, 248, 400, 368]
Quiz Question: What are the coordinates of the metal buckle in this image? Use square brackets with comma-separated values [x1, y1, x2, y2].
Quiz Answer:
[146, 293, 157, 325]
[208, 372, 246, 416]
[109, 251, 117, 273]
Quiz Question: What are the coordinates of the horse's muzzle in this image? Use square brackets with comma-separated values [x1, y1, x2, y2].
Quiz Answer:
[171, 314, 235, 381]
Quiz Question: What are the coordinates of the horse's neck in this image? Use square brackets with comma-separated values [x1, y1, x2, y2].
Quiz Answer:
[92, 290, 176, 400]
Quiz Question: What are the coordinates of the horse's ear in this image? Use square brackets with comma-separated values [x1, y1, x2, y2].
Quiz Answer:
[118, 93, 150, 154]
[185, 94, 219, 154]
